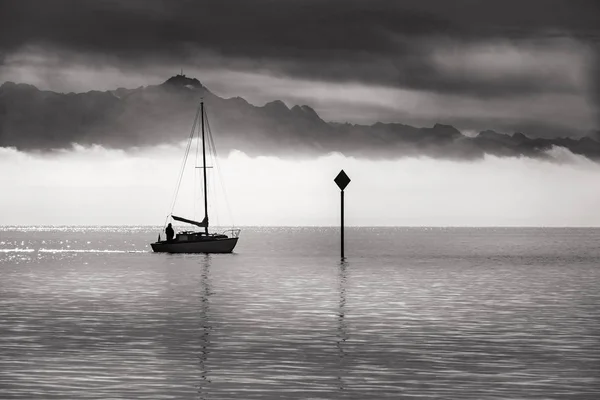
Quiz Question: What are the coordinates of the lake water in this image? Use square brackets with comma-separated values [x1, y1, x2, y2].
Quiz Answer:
[1, 226, 599, 399]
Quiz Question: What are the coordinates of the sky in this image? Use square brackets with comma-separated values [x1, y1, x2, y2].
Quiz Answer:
[1, 0, 600, 226]
[1, 0, 599, 133]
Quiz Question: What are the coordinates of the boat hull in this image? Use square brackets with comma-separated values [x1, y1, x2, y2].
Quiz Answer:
[151, 237, 238, 253]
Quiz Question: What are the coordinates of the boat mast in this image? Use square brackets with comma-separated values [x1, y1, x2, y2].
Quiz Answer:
[201, 101, 209, 235]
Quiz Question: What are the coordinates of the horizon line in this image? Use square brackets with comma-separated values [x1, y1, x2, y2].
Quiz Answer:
[2, 224, 600, 229]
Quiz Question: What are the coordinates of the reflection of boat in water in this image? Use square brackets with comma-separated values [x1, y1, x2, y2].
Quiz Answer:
[151, 100, 240, 253]
[198, 255, 212, 395]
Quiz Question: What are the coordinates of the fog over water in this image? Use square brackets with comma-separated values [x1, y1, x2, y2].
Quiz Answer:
[2, 145, 600, 227]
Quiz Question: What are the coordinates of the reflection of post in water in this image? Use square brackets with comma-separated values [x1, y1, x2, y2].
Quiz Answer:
[337, 259, 349, 392]
[197, 254, 212, 400]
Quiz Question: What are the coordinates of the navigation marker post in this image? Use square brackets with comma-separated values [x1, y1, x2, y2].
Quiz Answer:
[334, 170, 351, 259]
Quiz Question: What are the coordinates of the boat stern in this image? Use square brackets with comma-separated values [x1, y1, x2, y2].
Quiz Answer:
[151, 237, 238, 254]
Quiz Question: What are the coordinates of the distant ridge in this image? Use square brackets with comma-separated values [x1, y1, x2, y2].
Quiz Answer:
[1, 75, 600, 161]
[162, 73, 203, 89]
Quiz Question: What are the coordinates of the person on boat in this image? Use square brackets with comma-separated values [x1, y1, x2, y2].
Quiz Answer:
[165, 223, 174, 242]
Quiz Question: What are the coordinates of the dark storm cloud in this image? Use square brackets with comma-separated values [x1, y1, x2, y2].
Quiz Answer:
[1, 0, 599, 98]
[593, 43, 600, 130]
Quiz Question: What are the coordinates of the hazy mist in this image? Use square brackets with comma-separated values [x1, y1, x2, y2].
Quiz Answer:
[2, 145, 600, 226]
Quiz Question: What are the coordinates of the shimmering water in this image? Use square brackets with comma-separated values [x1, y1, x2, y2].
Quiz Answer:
[0, 227, 599, 399]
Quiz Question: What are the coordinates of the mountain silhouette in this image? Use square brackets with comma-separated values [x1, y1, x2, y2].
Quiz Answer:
[1, 74, 599, 161]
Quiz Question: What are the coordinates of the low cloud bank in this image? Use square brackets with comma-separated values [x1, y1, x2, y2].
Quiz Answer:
[2, 144, 600, 226]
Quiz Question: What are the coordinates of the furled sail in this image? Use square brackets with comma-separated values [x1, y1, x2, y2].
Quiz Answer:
[172, 215, 208, 228]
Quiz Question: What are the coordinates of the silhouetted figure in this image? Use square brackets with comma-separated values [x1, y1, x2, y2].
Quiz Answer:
[166, 223, 174, 242]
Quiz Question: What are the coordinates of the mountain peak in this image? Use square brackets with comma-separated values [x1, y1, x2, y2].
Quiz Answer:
[291, 104, 321, 119]
[264, 100, 289, 112]
[430, 123, 462, 138]
[299, 105, 320, 119]
[512, 132, 529, 142]
[162, 74, 203, 89]
[477, 129, 503, 139]
[0, 81, 38, 92]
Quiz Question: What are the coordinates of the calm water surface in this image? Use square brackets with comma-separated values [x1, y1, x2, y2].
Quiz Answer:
[0, 227, 599, 399]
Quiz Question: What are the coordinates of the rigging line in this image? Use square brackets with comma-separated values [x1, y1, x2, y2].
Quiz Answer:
[209, 168, 220, 228]
[171, 111, 197, 214]
[168, 105, 201, 222]
[162, 214, 170, 233]
[203, 109, 222, 229]
[207, 117, 235, 228]
[204, 108, 236, 228]
[206, 132, 220, 229]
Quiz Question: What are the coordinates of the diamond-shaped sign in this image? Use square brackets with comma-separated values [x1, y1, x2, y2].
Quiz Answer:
[334, 170, 351, 190]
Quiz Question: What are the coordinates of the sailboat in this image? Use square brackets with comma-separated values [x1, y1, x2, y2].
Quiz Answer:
[151, 100, 240, 253]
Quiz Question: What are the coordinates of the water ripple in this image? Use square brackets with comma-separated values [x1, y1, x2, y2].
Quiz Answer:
[0, 227, 599, 399]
